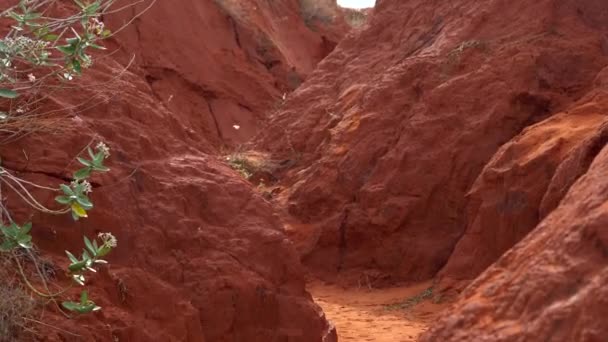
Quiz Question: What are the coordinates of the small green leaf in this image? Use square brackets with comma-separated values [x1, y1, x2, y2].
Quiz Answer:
[96, 246, 111, 257]
[66, 250, 79, 263]
[72, 59, 82, 74]
[23, 12, 41, 20]
[61, 299, 99, 314]
[42, 33, 59, 42]
[20, 222, 32, 235]
[1, 225, 16, 238]
[82, 249, 91, 261]
[55, 195, 72, 205]
[101, 29, 111, 38]
[76, 196, 93, 210]
[88, 43, 106, 50]
[73, 167, 91, 180]
[72, 181, 85, 195]
[68, 260, 87, 272]
[87, 147, 96, 160]
[93, 165, 109, 172]
[85, 3, 101, 15]
[77, 157, 92, 167]
[18, 235, 32, 249]
[56, 45, 75, 55]
[60, 184, 75, 196]
[61, 301, 79, 311]
[84, 237, 96, 256]
[80, 290, 88, 303]
[0, 89, 19, 99]
[73, 0, 86, 9]
[93, 151, 104, 165]
[8, 12, 23, 23]
[34, 26, 49, 37]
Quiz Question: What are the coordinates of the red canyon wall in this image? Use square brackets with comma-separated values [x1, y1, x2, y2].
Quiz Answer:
[107, 0, 349, 146]
[0, 0, 347, 340]
[422, 130, 608, 341]
[254, 0, 608, 288]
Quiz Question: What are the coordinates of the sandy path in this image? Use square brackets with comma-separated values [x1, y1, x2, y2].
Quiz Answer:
[309, 281, 446, 342]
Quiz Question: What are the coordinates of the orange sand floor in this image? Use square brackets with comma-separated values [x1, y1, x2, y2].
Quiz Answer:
[309, 281, 447, 342]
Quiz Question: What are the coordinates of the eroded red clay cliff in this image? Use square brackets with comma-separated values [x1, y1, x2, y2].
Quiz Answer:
[254, 0, 608, 287]
[439, 73, 608, 288]
[107, 0, 348, 146]
[421, 131, 608, 341]
[0, 0, 345, 341]
[1, 62, 337, 342]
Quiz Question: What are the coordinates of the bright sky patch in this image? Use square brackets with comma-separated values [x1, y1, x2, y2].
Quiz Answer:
[337, 0, 375, 9]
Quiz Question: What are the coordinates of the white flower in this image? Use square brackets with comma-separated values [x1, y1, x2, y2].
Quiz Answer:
[82, 180, 92, 193]
[98, 232, 118, 248]
[71, 180, 92, 193]
[27, 73, 36, 82]
[96, 141, 110, 157]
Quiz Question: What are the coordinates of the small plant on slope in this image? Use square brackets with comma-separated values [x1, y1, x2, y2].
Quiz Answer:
[0, 143, 116, 314]
[0, 0, 155, 338]
[384, 287, 434, 311]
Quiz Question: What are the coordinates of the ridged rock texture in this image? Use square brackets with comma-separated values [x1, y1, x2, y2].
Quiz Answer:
[255, 0, 608, 288]
[421, 118, 608, 341]
[254, 0, 608, 340]
[0, 0, 347, 341]
[107, 0, 349, 146]
[3, 0, 608, 340]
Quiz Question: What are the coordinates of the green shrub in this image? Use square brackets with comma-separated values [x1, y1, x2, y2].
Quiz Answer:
[0, 0, 152, 337]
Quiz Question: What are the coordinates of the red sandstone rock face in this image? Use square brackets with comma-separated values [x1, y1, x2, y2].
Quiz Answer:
[0, 0, 343, 341]
[107, 0, 348, 147]
[254, 0, 608, 285]
[439, 73, 608, 288]
[421, 139, 608, 341]
[0, 62, 336, 341]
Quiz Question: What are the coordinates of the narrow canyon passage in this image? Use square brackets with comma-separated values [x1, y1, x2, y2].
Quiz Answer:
[308, 281, 447, 342]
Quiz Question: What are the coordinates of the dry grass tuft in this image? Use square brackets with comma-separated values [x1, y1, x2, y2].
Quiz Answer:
[343, 9, 368, 28]
[225, 151, 281, 180]
[0, 254, 36, 341]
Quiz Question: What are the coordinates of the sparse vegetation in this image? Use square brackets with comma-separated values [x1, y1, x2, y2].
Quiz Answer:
[385, 287, 434, 311]
[299, 0, 334, 29]
[343, 9, 367, 28]
[0, 282, 35, 339]
[443, 39, 488, 73]
[0, 0, 151, 338]
[225, 151, 279, 180]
